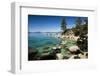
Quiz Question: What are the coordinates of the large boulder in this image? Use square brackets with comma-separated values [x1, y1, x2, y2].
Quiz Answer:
[69, 46, 81, 55]
[69, 46, 79, 52]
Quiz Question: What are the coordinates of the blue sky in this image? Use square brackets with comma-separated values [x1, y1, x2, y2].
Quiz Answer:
[28, 15, 87, 32]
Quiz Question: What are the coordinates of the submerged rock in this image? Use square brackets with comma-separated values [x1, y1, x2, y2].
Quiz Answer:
[61, 40, 67, 45]
[28, 47, 38, 53]
[52, 46, 61, 53]
[43, 47, 50, 50]
[52, 47, 57, 50]
[39, 51, 56, 60]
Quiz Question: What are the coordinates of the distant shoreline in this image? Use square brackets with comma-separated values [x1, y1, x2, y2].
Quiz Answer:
[28, 32, 79, 41]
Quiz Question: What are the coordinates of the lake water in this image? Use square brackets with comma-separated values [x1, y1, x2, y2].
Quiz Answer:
[28, 32, 62, 49]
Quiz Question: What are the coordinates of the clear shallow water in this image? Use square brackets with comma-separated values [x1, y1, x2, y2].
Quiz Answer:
[28, 32, 62, 49]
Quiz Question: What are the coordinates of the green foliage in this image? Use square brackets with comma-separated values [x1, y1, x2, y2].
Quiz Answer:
[72, 17, 88, 36]
[77, 34, 88, 52]
[69, 17, 88, 52]
[72, 17, 82, 36]
[76, 17, 82, 27]
[61, 29, 67, 35]
[61, 18, 67, 34]
[72, 28, 80, 36]
[76, 18, 88, 52]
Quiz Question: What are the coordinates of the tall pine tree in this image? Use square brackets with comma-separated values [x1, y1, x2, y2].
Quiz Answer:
[76, 17, 82, 29]
[73, 17, 82, 36]
[61, 18, 67, 34]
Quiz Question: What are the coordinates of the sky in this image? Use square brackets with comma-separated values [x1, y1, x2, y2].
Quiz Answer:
[28, 15, 87, 32]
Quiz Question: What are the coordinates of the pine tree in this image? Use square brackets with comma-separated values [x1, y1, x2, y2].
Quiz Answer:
[76, 17, 82, 28]
[61, 18, 67, 34]
[73, 17, 82, 36]
[76, 18, 88, 52]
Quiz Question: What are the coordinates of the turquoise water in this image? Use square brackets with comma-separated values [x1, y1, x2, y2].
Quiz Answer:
[28, 32, 62, 49]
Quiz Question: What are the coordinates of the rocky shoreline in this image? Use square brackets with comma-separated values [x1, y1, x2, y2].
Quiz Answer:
[46, 32, 79, 41]
[28, 33, 88, 60]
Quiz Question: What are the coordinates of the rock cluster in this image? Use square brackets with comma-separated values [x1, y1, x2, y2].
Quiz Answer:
[68, 46, 88, 59]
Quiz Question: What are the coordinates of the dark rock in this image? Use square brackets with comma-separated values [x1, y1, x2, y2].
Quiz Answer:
[52, 47, 61, 53]
[39, 54, 56, 60]
[28, 52, 38, 60]
[74, 56, 80, 59]
[28, 47, 39, 60]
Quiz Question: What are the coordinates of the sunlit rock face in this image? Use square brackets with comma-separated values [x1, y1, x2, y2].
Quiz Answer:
[69, 45, 80, 53]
